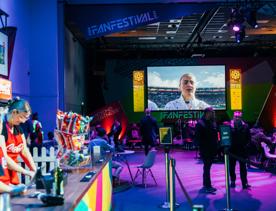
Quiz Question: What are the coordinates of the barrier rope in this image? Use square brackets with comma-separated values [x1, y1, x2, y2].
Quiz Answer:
[226, 151, 275, 173]
[174, 168, 194, 208]
[170, 150, 275, 210]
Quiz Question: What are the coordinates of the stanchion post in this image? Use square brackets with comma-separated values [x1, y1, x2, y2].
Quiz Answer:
[169, 158, 176, 211]
[160, 146, 171, 209]
[224, 152, 231, 210]
[166, 149, 170, 204]
[224, 149, 232, 211]
[219, 125, 235, 211]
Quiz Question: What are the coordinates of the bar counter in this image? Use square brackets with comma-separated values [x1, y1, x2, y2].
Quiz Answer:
[11, 153, 113, 211]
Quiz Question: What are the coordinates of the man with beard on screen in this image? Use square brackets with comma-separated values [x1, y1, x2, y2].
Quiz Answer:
[164, 73, 209, 110]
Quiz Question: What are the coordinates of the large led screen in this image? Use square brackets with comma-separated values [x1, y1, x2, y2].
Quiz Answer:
[147, 65, 226, 111]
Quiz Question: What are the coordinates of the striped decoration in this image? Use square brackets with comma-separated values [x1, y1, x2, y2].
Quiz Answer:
[75, 161, 112, 211]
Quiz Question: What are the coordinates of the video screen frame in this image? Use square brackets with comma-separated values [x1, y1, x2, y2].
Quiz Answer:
[146, 65, 227, 111]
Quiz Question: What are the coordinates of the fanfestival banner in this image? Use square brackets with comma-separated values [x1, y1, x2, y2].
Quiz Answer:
[65, 4, 217, 39]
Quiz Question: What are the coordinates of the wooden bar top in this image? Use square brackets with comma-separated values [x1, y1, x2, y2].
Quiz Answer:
[11, 153, 112, 211]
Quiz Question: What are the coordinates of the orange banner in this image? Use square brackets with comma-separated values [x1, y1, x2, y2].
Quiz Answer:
[0, 78, 12, 101]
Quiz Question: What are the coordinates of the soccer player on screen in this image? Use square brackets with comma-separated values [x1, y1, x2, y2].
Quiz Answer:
[164, 73, 209, 110]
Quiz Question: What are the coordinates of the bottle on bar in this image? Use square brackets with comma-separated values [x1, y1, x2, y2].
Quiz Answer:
[54, 160, 64, 196]
[0, 193, 11, 211]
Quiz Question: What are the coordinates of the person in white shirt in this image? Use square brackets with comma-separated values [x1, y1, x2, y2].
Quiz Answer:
[164, 73, 209, 110]
[148, 100, 159, 110]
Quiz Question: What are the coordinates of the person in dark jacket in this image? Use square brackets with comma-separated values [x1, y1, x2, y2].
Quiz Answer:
[108, 118, 122, 149]
[229, 111, 251, 189]
[140, 108, 158, 155]
[195, 107, 218, 193]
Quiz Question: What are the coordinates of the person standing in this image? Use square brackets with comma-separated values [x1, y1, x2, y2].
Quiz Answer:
[1, 98, 37, 185]
[30, 112, 44, 154]
[0, 135, 33, 193]
[229, 111, 251, 189]
[20, 118, 33, 145]
[195, 107, 218, 193]
[140, 108, 158, 155]
[109, 118, 122, 150]
[0, 112, 34, 193]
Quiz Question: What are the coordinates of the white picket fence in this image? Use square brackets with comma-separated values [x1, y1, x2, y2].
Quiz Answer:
[18, 147, 56, 184]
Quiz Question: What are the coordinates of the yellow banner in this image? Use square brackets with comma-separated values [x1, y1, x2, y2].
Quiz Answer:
[230, 68, 242, 110]
[133, 70, 145, 112]
[159, 127, 172, 144]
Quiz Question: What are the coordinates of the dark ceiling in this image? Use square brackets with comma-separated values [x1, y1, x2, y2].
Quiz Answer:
[65, 0, 276, 56]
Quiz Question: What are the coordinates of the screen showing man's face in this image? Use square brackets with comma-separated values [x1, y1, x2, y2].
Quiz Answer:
[147, 65, 226, 110]
[179, 76, 196, 98]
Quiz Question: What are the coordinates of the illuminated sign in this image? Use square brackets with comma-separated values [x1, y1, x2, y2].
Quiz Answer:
[230, 68, 242, 110]
[160, 111, 204, 120]
[133, 70, 145, 112]
[88, 11, 158, 37]
[90, 101, 128, 139]
[219, 125, 231, 147]
[0, 77, 12, 101]
[159, 127, 172, 145]
[65, 4, 216, 39]
[93, 106, 120, 122]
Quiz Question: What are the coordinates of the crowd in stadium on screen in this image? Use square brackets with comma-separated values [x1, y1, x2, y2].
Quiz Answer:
[148, 87, 225, 110]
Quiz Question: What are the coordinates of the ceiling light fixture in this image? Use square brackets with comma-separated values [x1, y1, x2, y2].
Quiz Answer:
[138, 37, 157, 40]
[165, 36, 174, 40]
[232, 25, 241, 32]
[169, 19, 181, 23]
[235, 25, 245, 43]
[166, 31, 177, 34]
[168, 24, 179, 28]
[228, 6, 259, 43]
